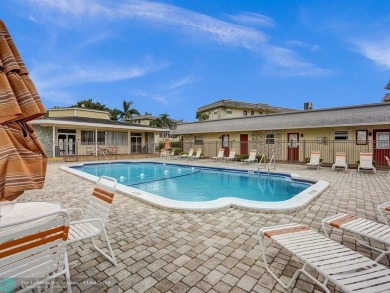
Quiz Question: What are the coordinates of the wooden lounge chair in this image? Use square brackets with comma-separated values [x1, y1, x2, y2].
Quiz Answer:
[67, 176, 117, 266]
[378, 202, 390, 225]
[241, 149, 258, 164]
[322, 213, 390, 263]
[331, 152, 348, 171]
[0, 210, 72, 292]
[306, 150, 321, 169]
[259, 223, 390, 292]
[211, 148, 224, 161]
[358, 152, 376, 173]
[224, 148, 237, 162]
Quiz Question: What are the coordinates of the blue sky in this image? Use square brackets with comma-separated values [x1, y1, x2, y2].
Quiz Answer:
[2, 0, 390, 121]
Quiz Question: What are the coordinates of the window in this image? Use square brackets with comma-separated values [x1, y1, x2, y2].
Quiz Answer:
[213, 109, 218, 115]
[81, 131, 94, 145]
[266, 134, 275, 144]
[194, 135, 203, 145]
[97, 131, 106, 144]
[243, 110, 248, 116]
[226, 108, 232, 114]
[106, 131, 128, 145]
[356, 130, 368, 145]
[334, 130, 348, 140]
[251, 111, 254, 116]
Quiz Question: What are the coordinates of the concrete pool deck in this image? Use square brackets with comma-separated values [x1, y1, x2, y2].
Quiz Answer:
[20, 158, 390, 293]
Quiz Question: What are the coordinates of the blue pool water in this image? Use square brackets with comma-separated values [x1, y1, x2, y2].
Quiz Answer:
[71, 162, 310, 202]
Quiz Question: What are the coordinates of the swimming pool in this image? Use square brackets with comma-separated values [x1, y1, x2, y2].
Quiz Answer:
[62, 161, 328, 212]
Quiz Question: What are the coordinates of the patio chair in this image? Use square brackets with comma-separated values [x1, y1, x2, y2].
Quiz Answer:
[241, 149, 258, 164]
[385, 156, 390, 179]
[160, 149, 167, 158]
[322, 213, 390, 263]
[258, 223, 390, 293]
[67, 176, 118, 266]
[211, 148, 225, 161]
[358, 152, 376, 173]
[180, 148, 194, 159]
[331, 152, 348, 171]
[0, 210, 72, 293]
[378, 202, 390, 225]
[189, 148, 202, 160]
[224, 148, 237, 162]
[305, 150, 321, 169]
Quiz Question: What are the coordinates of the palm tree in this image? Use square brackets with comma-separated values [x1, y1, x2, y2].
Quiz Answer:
[159, 113, 173, 129]
[119, 100, 140, 122]
[108, 108, 121, 121]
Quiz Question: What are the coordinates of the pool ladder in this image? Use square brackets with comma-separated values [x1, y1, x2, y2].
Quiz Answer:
[257, 154, 275, 174]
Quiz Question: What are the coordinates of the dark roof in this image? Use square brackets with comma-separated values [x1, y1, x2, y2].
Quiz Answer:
[172, 102, 390, 134]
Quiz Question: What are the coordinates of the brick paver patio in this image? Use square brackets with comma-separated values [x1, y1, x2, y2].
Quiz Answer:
[19, 159, 390, 293]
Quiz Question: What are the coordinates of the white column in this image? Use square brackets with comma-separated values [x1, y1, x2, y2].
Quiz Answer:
[52, 126, 56, 157]
[95, 128, 98, 156]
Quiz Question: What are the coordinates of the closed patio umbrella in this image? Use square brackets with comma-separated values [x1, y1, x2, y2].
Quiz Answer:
[0, 19, 47, 201]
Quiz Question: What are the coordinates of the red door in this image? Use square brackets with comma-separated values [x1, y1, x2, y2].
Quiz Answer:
[222, 135, 229, 156]
[240, 134, 248, 155]
[373, 130, 390, 165]
[287, 133, 299, 161]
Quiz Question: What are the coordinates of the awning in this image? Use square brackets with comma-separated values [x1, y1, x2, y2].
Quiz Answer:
[0, 19, 47, 201]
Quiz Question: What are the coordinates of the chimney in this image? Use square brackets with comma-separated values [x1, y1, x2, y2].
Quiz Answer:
[304, 102, 312, 110]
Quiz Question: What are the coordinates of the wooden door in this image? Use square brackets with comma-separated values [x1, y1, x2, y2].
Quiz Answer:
[240, 134, 248, 155]
[287, 133, 299, 161]
[373, 130, 390, 165]
[222, 135, 229, 156]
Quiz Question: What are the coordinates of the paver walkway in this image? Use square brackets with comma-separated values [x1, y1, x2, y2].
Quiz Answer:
[20, 159, 390, 293]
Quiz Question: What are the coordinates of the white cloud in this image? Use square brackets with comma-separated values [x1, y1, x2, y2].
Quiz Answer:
[286, 40, 320, 52]
[227, 12, 274, 28]
[30, 57, 169, 91]
[169, 76, 196, 89]
[23, 0, 328, 76]
[352, 38, 390, 69]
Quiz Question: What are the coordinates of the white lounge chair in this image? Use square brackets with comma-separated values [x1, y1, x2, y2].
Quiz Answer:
[331, 152, 348, 171]
[385, 156, 390, 179]
[378, 202, 390, 225]
[67, 176, 117, 266]
[241, 149, 258, 164]
[322, 213, 390, 263]
[160, 149, 167, 158]
[211, 148, 225, 161]
[180, 148, 194, 159]
[224, 148, 237, 162]
[259, 223, 390, 292]
[306, 150, 321, 169]
[189, 148, 202, 160]
[358, 152, 376, 173]
[0, 210, 72, 292]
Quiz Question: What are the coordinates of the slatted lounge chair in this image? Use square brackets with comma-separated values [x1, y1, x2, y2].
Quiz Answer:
[160, 149, 167, 157]
[378, 202, 390, 225]
[358, 152, 376, 173]
[306, 150, 321, 169]
[0, 210, 72, 293]
[241, 149, 258, 164]
[385, 156, 390, 179]
[189, 148, 202, 160]
[259, 223, 390, 293]
[224, 148, 237, 162]
[322, 213, 390, 263]
[67, 176, 117, 266]
[211, 148, 225, 161]
[180, 148, 194, 159]
[331, 152, 348, 171]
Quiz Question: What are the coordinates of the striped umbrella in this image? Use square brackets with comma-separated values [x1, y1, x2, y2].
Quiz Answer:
[0, 19, 47, 201]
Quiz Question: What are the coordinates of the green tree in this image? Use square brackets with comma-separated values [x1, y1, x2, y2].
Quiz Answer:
[119, 100, 140, 121]
[71, 99, 108, 111]
[196, 111, 209, 121]
[150, 114, 172, 128]
[108, 108, 122, 121]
